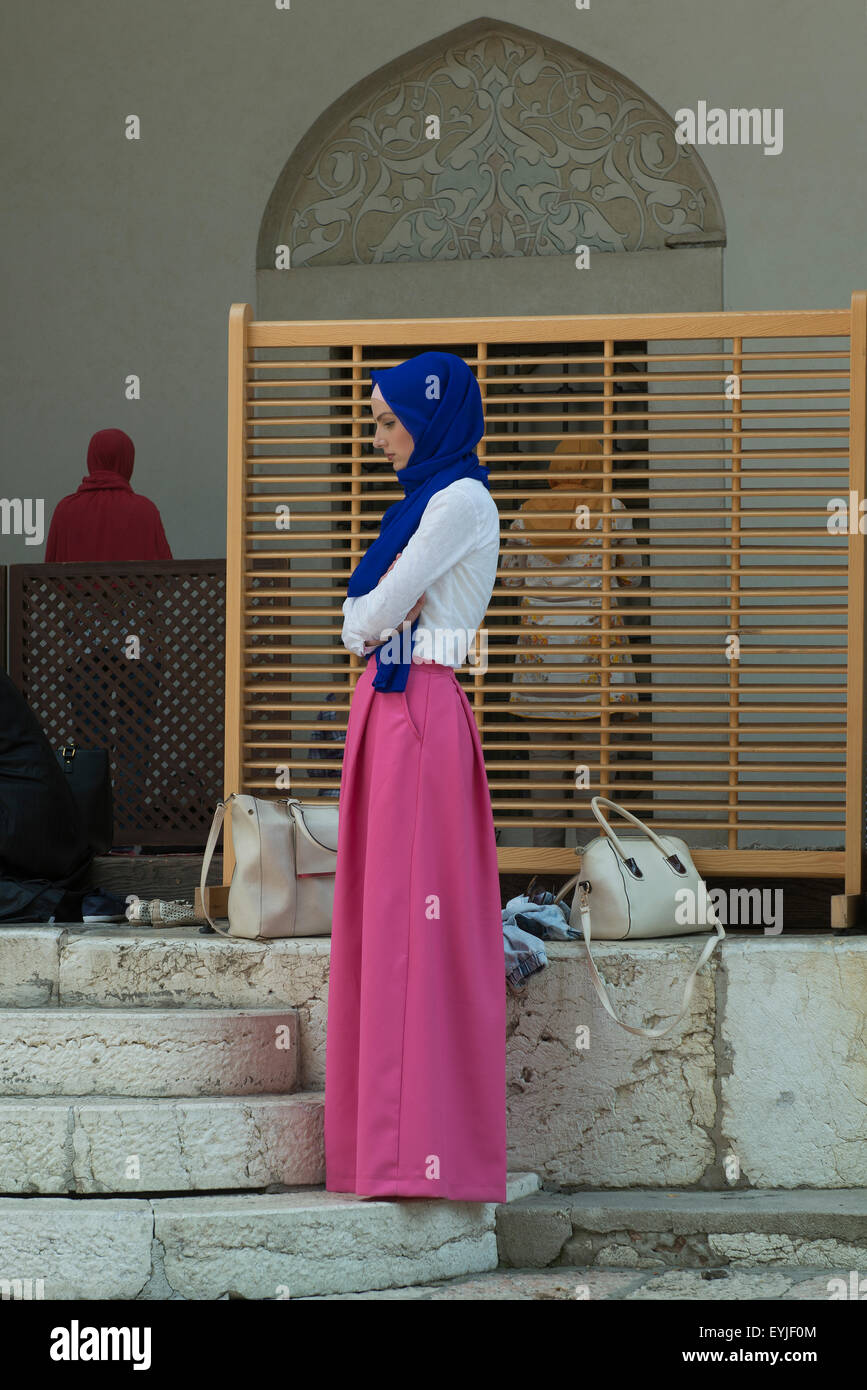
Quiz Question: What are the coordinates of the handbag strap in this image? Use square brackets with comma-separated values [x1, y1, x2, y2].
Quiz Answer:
[590, 795, 681, 867]
[554, 869, 581, 905]
[199, 796, 236, 940]
[574, 883, 725, 1038]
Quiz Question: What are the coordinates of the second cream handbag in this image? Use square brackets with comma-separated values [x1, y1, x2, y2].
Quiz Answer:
[199, 793, 338, 939]
[555, 796, 725, 1038]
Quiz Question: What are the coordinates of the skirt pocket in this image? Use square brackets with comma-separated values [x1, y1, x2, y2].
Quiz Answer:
[400, 675, 431, 745]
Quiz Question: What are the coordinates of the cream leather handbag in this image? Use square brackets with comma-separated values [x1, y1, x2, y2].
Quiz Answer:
[199, 793, 338, 939]
[555, 796, 725, 1038]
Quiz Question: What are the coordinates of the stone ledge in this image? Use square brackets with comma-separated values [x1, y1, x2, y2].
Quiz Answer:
[497, 1188, 867, 1271]
[152, 1170, 537, 1300]
[0, 1172, 540, 1300]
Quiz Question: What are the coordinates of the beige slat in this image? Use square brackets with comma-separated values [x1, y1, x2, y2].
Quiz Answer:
[844, 292, 867, 898]
[222, 302, 252, 880]
[247, 309, 849, 346]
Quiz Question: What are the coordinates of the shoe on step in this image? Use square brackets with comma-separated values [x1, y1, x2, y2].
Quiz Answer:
[81, 890, 132, 923]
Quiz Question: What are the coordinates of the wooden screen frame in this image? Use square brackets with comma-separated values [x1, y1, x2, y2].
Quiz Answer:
[216, 296, 867, 929]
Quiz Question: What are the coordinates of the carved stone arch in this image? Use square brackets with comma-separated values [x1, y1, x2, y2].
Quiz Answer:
[258, 16, 725, 270]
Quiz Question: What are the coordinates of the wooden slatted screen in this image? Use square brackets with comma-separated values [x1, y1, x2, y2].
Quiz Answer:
[223, 297, 867, 925]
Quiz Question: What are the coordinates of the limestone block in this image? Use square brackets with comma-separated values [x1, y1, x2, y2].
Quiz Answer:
[720, 939, 867, 1187]
[709, 1232, 867, 1268]
[58, 931, 331, 1087]
[0, 1098, 72, 1193]
[0, 1093, 323, 1195]
[505, 940, 718, 1186]
[70, 1094, 323, 1193]
[496, 1196, 572, 1267]
[0, 928, 61, 1005]
[0, 1008, 298, 1097]
[153, 1190, 499, 1298]
[0, 1197, 152, 1300]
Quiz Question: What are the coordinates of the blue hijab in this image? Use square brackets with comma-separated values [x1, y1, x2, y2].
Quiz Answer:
[346, 351, 490, 693]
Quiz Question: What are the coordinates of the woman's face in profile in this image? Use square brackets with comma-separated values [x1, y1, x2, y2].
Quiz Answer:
[371, 397, 414, 472]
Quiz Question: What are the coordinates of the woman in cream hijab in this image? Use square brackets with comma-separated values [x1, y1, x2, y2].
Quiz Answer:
[501, 436, 642, 847]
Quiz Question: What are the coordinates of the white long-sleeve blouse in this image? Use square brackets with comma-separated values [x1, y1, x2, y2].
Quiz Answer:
[341, 477, 501, 668]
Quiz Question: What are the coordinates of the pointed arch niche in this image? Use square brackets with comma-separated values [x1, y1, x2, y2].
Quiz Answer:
[257, 17, 725, 319]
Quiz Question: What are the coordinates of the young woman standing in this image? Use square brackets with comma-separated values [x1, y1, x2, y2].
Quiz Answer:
[324, 350, 506, 1202]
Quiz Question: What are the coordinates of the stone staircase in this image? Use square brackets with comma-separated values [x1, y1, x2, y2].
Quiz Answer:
[0, 920, 540, 1298]
[1, 878, 865, 1299]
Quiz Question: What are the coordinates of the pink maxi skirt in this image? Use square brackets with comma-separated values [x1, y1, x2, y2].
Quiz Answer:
[324, 653, 507, 1202]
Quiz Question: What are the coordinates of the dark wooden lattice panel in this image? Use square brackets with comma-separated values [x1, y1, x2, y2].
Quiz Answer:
[9, 561, 225, 847]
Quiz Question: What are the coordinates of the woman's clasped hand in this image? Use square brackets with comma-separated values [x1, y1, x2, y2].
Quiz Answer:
[377, 551, 426, 624]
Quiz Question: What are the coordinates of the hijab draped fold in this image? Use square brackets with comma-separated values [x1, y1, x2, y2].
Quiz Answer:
[45, 428, 172, 562]
[346, 351, 490, 693]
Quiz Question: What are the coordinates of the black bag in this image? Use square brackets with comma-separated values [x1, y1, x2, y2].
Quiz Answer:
[55, 742, 114, 854]
[0, 672, 93, 921]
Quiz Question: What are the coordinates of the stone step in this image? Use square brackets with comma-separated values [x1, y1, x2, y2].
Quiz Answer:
[0, 1008, 298, 1097]
[0, 925, 330, 1014]
[0, 1173, 541, 1300]
[496, 1188, 867, 1272]
[0, 925, 328, 1089]
[0, 1092, 323, 1194]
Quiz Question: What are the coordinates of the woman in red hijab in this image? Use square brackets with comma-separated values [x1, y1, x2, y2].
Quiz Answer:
[45, 428, 172, 560]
